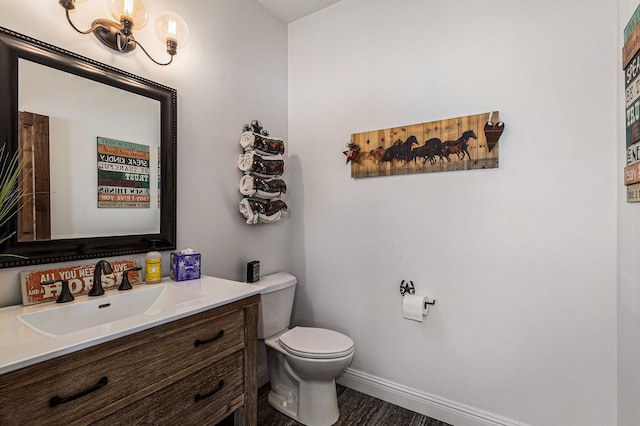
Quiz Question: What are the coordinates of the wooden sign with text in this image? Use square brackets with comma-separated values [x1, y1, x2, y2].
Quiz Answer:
[624, 10, 640, 202]
[20, 259, 142, 306]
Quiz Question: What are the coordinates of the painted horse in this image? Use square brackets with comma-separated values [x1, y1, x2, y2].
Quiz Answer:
[412, 137, 446, 164]
[381, 135, 418, 164]
[443, 130, 476, 161]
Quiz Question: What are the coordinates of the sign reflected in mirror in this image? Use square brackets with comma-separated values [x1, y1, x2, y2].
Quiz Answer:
[0, 26, 177, 267]
[97, 137, 155, 210]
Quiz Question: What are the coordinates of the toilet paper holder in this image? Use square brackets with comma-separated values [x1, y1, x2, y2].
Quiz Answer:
[400, 280, 436, 306]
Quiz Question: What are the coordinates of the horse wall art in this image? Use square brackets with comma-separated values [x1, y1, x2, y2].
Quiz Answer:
[348, 111, 502, 178]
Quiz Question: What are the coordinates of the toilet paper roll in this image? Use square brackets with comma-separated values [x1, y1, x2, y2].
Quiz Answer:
[403, 294, 429, 322]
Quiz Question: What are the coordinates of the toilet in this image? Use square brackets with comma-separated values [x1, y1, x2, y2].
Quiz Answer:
[257, 272, 354, 426]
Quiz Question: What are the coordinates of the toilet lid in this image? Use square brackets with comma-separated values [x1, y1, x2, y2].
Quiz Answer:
[278, 327, 354, 359]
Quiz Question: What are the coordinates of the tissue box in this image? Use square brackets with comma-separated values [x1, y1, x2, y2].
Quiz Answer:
[170, 252, 201, 281]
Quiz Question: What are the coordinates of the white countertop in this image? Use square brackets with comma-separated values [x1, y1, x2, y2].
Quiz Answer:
[0, 276, 264, 375]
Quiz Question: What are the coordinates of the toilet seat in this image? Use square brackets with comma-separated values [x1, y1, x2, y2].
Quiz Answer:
[278, 327, 354, 359]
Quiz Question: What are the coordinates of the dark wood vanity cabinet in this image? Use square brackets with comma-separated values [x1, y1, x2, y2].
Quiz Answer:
[0, 295, 259, 426]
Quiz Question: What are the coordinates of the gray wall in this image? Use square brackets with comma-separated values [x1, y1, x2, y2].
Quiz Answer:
[287, 1, 617, 425]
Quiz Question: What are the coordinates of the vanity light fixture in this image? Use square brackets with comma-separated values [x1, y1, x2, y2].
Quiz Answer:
[58, 0, 188, 66]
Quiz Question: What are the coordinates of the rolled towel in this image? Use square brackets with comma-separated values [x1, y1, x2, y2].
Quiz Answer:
[239, 198, 288, 224]
[238, 152, 284, 177]
[260, 208, 286, 224]
[262, 199, 287, 217]
[240, 131, 285, 155]
[239, 198, 259, 224]
[239, 174, 287, 199]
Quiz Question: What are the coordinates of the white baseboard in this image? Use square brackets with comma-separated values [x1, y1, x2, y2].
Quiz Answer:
[257, 363, 527, 426]
[336, 368, 528, 426]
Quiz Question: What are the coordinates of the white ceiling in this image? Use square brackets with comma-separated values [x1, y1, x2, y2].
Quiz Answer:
[256, 0, 342, 23]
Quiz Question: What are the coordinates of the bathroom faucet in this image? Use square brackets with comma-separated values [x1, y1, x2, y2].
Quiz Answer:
[89, 260, 114, 296]
[41, 279, 75, 303]
[118, 267, 142, 291]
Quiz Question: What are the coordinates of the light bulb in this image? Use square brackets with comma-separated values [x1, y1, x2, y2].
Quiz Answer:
[108, 0, 148, 29]
[155, 11, 189, 47]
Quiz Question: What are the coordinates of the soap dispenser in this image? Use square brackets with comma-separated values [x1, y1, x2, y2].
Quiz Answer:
[145, 240, 162, 284]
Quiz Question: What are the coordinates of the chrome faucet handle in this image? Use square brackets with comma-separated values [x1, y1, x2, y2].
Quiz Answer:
[41, 279, 75, 303]
[118, 267, 142, 291]
[89, 260, 114, 296]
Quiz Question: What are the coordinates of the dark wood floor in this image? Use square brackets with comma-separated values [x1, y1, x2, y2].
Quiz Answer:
[254, 383, 452, 426]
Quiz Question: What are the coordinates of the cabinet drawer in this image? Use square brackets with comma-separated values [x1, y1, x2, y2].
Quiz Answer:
[0, 308, 245, 425]
[93, 351, 244, 426]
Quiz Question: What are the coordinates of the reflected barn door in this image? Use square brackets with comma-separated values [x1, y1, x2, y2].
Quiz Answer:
[18, 111, 51, 241]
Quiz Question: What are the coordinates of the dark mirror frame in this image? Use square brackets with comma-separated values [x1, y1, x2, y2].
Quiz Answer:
[0, 27, 177, 268]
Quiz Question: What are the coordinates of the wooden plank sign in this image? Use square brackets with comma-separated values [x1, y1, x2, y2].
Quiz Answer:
[20, 259, 142, 306]
[628, 183, 640, 203]
[623, 26, 640, 69]
[624, 3, 640, 68]
[349, 111, 502, 179]
[625, 162, 640, 185]
[626, 65, 640, 202]
[626, 141, 640, 202]
[625, 2, 640, 43]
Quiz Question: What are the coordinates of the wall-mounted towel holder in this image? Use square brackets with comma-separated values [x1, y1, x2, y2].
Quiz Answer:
[238, 119, 288, 224]
[399, 280, 436, 306]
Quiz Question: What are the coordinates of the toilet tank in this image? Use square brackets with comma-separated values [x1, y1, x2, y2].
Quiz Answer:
[256, 272, 297, 339]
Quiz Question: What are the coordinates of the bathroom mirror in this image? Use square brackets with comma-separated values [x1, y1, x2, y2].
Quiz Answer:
[0, 27, 177, 268]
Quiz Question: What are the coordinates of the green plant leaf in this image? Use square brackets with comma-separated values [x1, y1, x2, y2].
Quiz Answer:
[0, 143, 27, 256]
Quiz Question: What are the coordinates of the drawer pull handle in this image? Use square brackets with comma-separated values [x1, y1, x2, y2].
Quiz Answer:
[194, 330, 224, 347]
[194, 380, 225, 402]
[49, 376, 108, 408]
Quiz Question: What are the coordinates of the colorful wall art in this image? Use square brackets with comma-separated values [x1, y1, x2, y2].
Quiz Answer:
[97, 137, 151, 208]
[348, 111, 503, 179]
[624, 4, 640, 202]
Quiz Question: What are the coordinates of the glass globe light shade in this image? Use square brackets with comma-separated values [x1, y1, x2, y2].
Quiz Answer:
[155, 11, 189, 47]
[108, 0, 148, 29]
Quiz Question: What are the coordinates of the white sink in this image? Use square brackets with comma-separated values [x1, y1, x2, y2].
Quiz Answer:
[17, 285, 203, 336]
